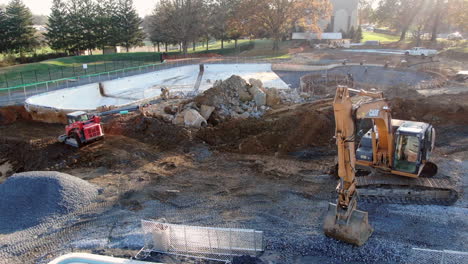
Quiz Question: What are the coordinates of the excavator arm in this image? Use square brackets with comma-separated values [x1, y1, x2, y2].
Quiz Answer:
[323, 86, 387, 246]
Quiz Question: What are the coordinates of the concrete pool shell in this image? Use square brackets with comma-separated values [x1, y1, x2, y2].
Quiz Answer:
[25, 63, 289, 112]
[24, 63, 438, 123]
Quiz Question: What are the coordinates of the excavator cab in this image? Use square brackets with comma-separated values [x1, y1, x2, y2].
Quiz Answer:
[393, 121, 437, 176]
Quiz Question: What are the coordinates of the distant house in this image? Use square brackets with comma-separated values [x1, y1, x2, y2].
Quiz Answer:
[293, 0, 358, 40]
[32, 25, 47, 33]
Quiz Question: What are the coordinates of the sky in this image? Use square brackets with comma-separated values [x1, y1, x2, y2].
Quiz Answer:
[0, 0, 156, 17]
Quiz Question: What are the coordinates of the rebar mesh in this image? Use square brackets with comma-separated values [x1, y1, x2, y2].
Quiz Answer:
[140, 220, 264, 262]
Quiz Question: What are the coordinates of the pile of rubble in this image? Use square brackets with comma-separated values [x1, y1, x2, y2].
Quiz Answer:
[165, 75, 283, 128]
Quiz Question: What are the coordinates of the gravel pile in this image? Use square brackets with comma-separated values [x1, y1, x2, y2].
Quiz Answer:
[0, 171, 99, 233]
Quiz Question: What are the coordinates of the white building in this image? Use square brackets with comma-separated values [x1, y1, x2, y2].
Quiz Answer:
[293, 0, 359, 40]
[328, 0, 359, 33]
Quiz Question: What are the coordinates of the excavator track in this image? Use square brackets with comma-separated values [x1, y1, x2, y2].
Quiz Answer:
[356, 174, 459, 205]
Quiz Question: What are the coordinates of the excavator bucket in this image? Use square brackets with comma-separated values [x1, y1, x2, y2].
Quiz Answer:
[323, 203, 373, 246]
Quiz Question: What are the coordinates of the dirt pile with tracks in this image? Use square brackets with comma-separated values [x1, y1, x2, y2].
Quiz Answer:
[104, 114, 192, 151]
[0, 137, 74, 175]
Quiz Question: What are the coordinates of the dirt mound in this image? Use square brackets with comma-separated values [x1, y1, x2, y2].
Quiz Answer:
[0, 105, 32, 125]
[196, 91, 468, 155]
[197, 102, 334, 155]
[0, 171, 99, 233]
[0, 138, 74, 176]
[104, 114, 192, 151]
[390, 93, 468, 125]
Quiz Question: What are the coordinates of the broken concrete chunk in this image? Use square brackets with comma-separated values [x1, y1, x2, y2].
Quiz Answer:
[184, 109, 207, 128]
[172, 111, 185, 125]
[249, 78, 263, 89]
[249, 86, 266, 106]
[239, 112, 250, 119]
[265, 88, 281, 106]
[238, 87, 253, 102]
[200, 105, 215, 120]
[255, 92, 267, 106]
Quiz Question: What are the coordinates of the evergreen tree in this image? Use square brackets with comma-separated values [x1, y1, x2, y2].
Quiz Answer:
[354, 26, 363, 43]
[339, 29, 347, 39]
[348, 26, 355, 40]
[104, 0, 121, 49]
[116, 0, 145, 52]
[94, 0, 112, 51]
[78, 0, 98, 53]
[0, 7, 8, 53]
[5, 0, 37, 55]
[45, 0, 70, 52]
[67, 0, 97, 54]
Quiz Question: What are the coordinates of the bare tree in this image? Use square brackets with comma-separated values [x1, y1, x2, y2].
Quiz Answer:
[374, 0, 425, 41]
[238, 0, 332, 51]
[210, 0, 240, 49]
[358, 0, 376, 25]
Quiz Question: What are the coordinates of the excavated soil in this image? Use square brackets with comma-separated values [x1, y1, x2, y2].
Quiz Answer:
[197, 101, 334, 154]
[2, 92, 468, 176]
[390, 93, 468, 125]
[104, 114, 192, 151]
[0, 105, 32, 125]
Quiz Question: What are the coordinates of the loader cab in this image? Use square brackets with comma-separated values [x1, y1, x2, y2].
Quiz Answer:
[393, 121, 435, 174]
[66, 111, 90, 125]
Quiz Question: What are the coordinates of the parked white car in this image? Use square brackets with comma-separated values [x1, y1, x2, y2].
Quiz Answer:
[447, 32, 463, 40]
[404, 47, 438, 57]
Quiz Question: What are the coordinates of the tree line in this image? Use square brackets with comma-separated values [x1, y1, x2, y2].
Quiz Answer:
[0, 0, 145, 56]
[360, 0, 467, 43]
[147, 0, 332, 53]
[1, 0, 333, 56]
[46, 0, 145, 54]
[1, 0, 466, 58]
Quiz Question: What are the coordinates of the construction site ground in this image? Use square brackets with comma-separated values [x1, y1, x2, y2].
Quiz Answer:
[0, 50, 467, 264]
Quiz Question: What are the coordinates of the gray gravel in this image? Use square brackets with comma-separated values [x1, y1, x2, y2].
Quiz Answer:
[274, 66, 433, 89]
[315, 65, 432, 87]
[0, 171, 99, 233]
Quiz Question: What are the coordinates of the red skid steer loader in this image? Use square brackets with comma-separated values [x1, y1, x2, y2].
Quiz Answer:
[58, 111, 104, 148]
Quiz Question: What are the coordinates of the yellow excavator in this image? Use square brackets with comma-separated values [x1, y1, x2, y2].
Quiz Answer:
[323, 86, 442, 246]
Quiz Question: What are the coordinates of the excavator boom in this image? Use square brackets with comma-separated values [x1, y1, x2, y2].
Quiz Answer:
[323, 86, 374, 246]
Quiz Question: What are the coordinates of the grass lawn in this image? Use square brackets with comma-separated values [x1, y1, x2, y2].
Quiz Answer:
[187, 39, 252, 53]
[239, 39, 291, 58]
[362, 31, 401, 43]
[444, 45, 468, 53]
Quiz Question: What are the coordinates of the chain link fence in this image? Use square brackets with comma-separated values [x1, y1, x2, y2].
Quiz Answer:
[0, 55, 162, 89]
[409, 248, 468, 264]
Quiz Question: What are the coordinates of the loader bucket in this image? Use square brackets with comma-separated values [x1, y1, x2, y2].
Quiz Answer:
[323, 203, 373, 246]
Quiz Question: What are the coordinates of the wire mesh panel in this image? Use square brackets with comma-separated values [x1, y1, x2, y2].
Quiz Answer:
[140, 220, 264, 262]
[409, 248, 468, 264]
